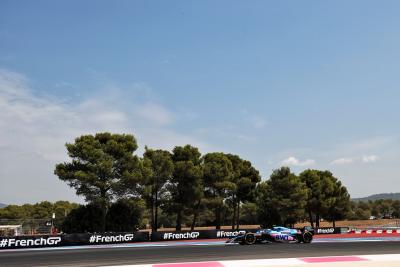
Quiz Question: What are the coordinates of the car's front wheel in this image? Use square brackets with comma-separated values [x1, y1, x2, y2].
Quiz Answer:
[243, 233, 256, 245]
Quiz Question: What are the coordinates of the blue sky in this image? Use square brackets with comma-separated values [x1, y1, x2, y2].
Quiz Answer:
[1, 1, 399, 203]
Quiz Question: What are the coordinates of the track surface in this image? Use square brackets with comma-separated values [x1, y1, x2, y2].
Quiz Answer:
[1, 241, 400, 267]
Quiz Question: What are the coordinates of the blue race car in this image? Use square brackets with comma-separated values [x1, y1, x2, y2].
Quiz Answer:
[226, 226, 314, 245]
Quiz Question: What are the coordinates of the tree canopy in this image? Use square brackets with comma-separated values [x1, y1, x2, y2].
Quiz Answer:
[168, 145, 203, 231]
[203, 152, 234, 229]
[258, 167, 308, 227]
[54, 133, 142, 231]
[300, 169, 351, 227]
[38, 132, 378, 232]
[225, 154, 261, 229]
[142, 147, 174, 232]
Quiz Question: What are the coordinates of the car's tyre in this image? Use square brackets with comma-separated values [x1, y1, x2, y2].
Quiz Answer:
[244, 233, 256, 245]
[302, 232, 313, 243]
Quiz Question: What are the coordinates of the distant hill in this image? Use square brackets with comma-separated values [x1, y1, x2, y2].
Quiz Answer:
[0, 203, 7, 208]
[353, 193, 400, 202]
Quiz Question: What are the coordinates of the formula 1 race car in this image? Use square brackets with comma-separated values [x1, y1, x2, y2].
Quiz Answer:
[226, 226, 314, 245]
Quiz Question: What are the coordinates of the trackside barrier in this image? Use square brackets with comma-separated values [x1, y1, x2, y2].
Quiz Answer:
[0, 229, 254, 248]
[151, 229, 257, 241]
[0, 232, 149, 249]
[151, 227, 346, 241]
[5, 226, 395, 249]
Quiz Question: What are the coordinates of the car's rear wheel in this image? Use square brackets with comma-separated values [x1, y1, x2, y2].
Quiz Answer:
[302, 232, 313, 243]
[244, 233, 256, 245]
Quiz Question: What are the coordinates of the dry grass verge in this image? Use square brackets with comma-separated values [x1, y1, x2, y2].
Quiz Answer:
[295, 219, 400, 229]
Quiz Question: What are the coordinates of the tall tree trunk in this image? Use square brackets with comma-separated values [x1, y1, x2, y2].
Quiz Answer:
[100, 189, 107, 232]
[332, 214, 336, 228]
[191, 199, 201, 230]
[154, 189, 159, 232]
[101, 206, 107, 232]
[231, 200, 236, 230]
[215, 206, 221, 230]
[150, 199, 155, 232]
[308, 209, 314, 228]
[236, 202, 240, 230]
[316, 214, 320, 228]
[176, 210, 182, 231]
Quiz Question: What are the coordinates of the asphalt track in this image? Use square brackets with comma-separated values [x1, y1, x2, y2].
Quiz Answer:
[1, 241, 400, 267]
